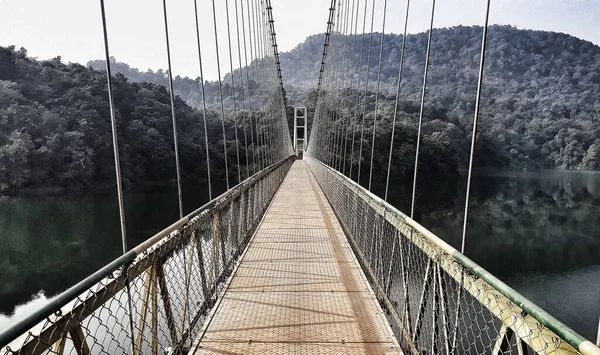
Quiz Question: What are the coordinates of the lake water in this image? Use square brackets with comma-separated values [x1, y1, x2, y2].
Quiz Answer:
[1, 170, 599, 341]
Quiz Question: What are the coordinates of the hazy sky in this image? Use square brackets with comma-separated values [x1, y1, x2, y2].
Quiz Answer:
[1, 0, 599, 81]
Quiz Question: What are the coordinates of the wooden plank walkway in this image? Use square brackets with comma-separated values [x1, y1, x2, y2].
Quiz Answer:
[188, 160, 402, 354]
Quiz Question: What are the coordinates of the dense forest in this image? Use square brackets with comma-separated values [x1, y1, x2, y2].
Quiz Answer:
[281, 25, 600, 170]
[91, 25, 600, 170]
[0, 46, 254, 195]
[0, 45, 460, 195]
[2, 25, 600, 195]
[87, 59, 227, 110]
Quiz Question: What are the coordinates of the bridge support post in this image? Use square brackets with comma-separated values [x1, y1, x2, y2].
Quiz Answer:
[294, 106, 307, 158]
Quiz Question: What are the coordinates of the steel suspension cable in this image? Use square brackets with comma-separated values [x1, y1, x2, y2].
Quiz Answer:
[450, 4, 491, 353]
[324, 2, 337, 164]
[357, 0, 377, 185]
[249, 0, 263, 171]
[344, 0, 366, 179]
[211, 0, 231, 190]
[234, 0, 250, 179]
[379, 3, 410, 324]
[315, 0, 336, 98]
[255, 0, 266, 168]
[327, 0, 343, 167]
[334, 0, 351, 172]
[328, 0, 341, 168]
[325, 5, 339, 167]
[99, 0, 128, 264]
[341, 0, 357, 175]
[260, 0, 274, 167]
[255, 0, 271, 214]
[263, 0, 276, 166]
[337, 0, 351, 170]
[309, 0, 334, 155]
[99, 2, 135, 352]
[259, 0, 274, 166]
[348, 0, 368, 180]
[310, 0, 336, 159]
[367, 0, 388, 191]
[162, 0, 184, 218]
[330, 0, 343, 168]
[225, 0, 242, 184]
[461, 0, 491, 253]
[338, 0, 356, 175]
[262, 0, 275, 166]
[254, 0, 264, 167]
[193, 0, 213, 200]
[384, 0, 410, 202]
[241, 0, 257, 174]
[265, 0, 290, 157]
[254, 0, 266, 169]
[410, 0, 435, 219]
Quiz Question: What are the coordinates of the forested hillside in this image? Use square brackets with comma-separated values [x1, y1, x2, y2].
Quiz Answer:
[87, 58, 306, 110]
[2, 26, 599, 195]
[1, 45, 456, 195]
[0, 46, 242, 195]
[89, 26, 600, 170]
[279, 26, 600, 170]
[88, 59, 228, 109]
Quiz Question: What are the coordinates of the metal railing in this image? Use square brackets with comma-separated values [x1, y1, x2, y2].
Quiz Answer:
[0, 156, 295, 355]
[306, 157, 600, 355]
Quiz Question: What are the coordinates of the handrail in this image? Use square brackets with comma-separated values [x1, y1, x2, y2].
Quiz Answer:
[0, 155, 295, 352]
[307, 156, 600, 355]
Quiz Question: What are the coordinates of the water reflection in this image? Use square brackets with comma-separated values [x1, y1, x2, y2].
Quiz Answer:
[508, 265, 600, 342]
[0, 183, 216, 317]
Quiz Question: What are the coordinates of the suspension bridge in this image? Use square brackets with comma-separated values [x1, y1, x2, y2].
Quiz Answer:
[1, 0, 599, 354]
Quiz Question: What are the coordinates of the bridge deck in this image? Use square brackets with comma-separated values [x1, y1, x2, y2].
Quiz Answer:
[188, 161, 401, 354]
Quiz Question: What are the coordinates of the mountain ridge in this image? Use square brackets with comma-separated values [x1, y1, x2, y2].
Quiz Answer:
[0, 24, 597, 198]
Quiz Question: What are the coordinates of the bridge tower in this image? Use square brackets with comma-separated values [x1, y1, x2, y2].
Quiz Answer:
[293, 106, 307, 158]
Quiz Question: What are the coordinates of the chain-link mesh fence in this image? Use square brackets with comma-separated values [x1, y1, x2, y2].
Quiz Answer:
[307, 156, 599, 355]
[0, 156, 294, 355]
